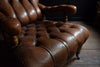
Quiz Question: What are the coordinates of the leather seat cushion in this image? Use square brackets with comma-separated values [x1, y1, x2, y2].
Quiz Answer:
[16, 20, 89, 67]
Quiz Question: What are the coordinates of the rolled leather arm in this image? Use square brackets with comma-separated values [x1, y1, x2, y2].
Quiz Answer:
[2, 18, 21, 35]
[39, 3, 77, 15]
[0, 12, 21, 36]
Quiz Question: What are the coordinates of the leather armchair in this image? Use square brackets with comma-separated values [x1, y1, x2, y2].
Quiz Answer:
[0, 0, 89, 67]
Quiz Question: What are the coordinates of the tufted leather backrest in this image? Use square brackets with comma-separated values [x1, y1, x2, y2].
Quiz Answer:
[0, 0, 42, 25]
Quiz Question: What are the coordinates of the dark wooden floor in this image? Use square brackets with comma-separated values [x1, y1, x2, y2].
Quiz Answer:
[64, 21, 100, 67]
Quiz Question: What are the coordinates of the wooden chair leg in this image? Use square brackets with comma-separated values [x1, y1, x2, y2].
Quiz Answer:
[76, 45, 82, 60]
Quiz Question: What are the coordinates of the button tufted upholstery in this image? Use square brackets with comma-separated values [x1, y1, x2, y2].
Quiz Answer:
[0, 0, 89, 67]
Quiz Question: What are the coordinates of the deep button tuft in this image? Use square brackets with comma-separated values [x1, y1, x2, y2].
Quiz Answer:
[18, 22, 89, 48]
[17, 21, 89, 67]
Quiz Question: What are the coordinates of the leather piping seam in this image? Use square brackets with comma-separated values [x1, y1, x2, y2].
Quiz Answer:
[55, 38, 70, 59]
[39, 46, 55, 67]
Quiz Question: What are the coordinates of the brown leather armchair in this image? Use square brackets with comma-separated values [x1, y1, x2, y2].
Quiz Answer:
[0, 0, 89, 67]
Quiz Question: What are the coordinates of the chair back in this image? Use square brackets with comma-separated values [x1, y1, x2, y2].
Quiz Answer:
[0, 0, 42, 25]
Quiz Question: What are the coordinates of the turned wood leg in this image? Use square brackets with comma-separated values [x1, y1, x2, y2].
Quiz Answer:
[76, 51, 80, 60]
[76, 45, 82, 60]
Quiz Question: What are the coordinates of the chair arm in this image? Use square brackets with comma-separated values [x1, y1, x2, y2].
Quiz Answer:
[0, 12, 21, 36]
[39, 3, 77, 15]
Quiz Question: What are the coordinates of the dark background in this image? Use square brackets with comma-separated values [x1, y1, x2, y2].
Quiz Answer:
[40, 0, 98, 22]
